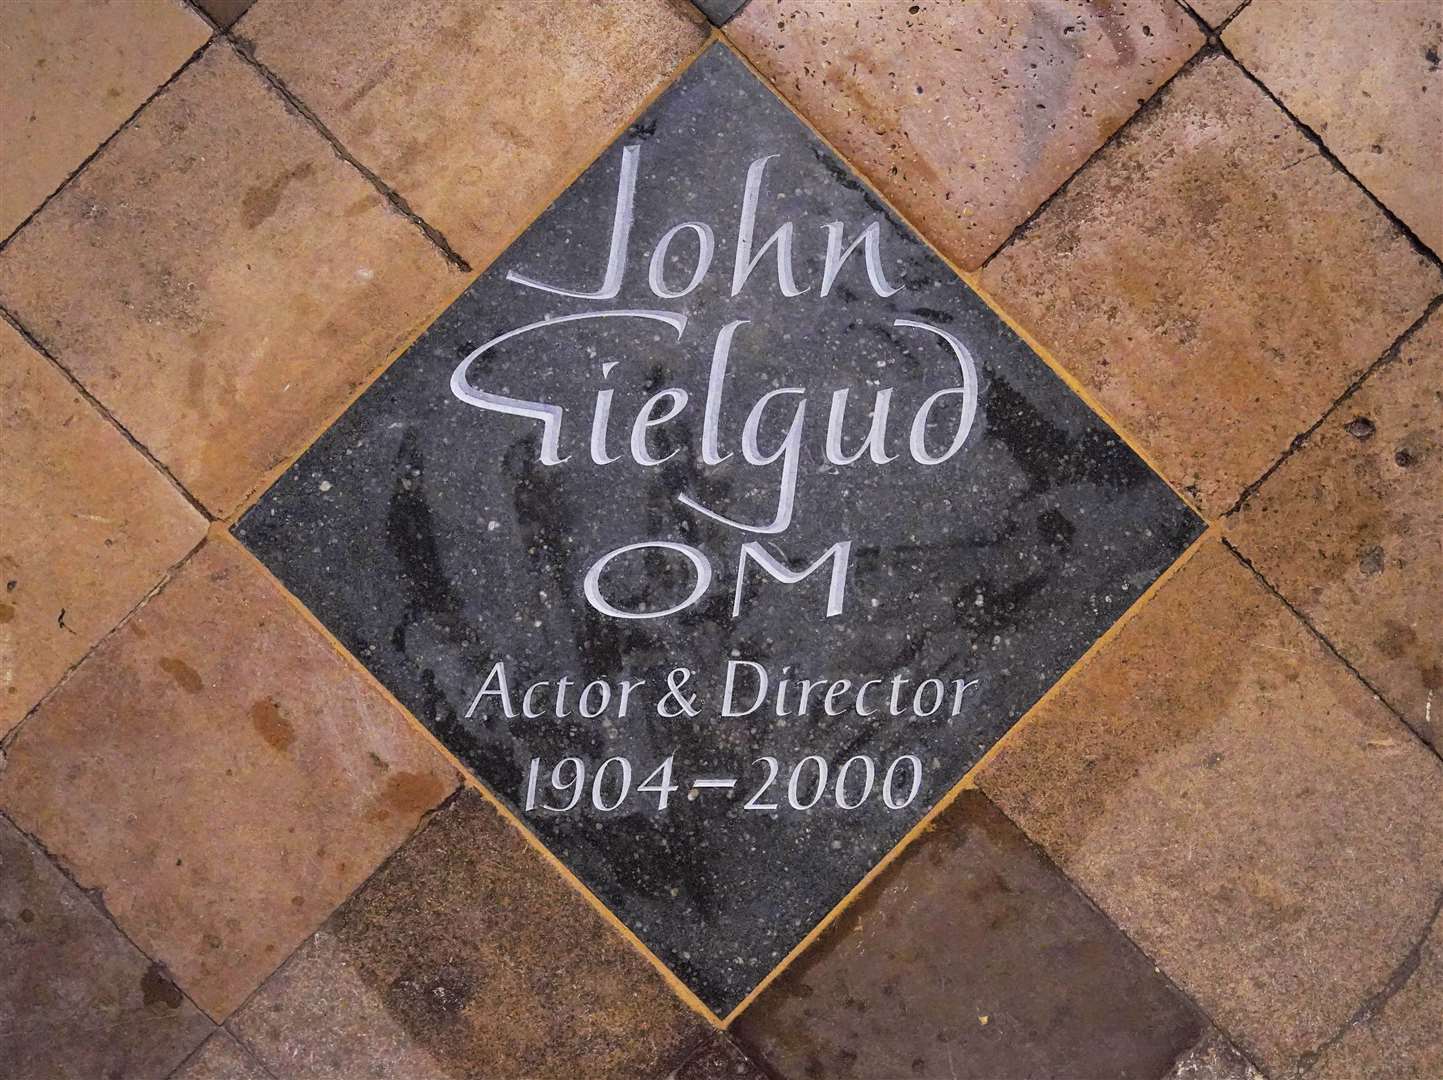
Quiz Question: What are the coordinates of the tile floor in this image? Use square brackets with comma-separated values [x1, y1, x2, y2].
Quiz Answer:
[2, 1, 1439, 1078]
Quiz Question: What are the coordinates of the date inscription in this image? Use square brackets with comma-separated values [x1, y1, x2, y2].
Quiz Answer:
[523, 753, 924, 814]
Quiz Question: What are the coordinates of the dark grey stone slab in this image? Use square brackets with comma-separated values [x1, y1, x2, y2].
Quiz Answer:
[237, 43, 1202, 1015]
[690, 0, 750, 26]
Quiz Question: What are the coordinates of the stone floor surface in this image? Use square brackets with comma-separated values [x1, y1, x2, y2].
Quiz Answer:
[1, 1, 1439, 1079]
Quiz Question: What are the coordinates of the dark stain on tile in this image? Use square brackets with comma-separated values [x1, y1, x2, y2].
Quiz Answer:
[159, 656, 204, 693]
[249, 698, 295, 752]
[733, 790, 1217, 1080]
[378, 770, 449, 818]
[240, 161, 314, 230]
[231, 788, 704, 1079]
[141, 961, 186, 1010]
[0, 818, 211, 1077]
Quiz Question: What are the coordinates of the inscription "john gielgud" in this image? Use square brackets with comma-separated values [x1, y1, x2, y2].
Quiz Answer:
[449, 144, 979, 624]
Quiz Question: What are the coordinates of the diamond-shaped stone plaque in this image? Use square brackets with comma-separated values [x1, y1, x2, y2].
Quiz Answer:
[237, 45, 1202, 1014]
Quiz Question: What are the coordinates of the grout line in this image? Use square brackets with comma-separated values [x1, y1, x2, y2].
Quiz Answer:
[0, 304, 213, 522]
[1213, 42, 1443, 271]
[1223, 538, 1442, 766]
[213, 528, 724, 1027]
[1224, 292, 1443, 519]
[163, 1022, 286, 1080]
[716, 35, 1210, 524]
[166, 1031, 284, 1080]
[1, 537, 207, 757]
[1214, 0, 1253, 34]
[0, 36, 215, 256]
[974, 40, 1213, 275]
[220, 28, 721, 527]
[721, 524, 1219, 1026]
[0, 800, 215, 1032]
[979, 790, 1275, 1079]
[218, 39, 471, 273]
[162, 1035, 216, 1080]
[192, 0, 473, 274]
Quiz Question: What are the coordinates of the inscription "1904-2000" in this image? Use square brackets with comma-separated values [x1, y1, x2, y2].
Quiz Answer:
[524, 753, 924, 815]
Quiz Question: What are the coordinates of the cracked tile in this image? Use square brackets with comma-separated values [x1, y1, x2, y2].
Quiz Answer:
[1303, 897, 1443, 1080]
[978, 540, 1443, 1074]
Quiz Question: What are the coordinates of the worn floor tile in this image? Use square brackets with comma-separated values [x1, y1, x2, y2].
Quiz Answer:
[1228, 307, 1443, 750]
[1166, 1033, 1264, 1080]
[235, 0, 707, 269]
[979, 54, 1441, 518]
[230, 789, 706, 1080]
[1226, 0, 1443, 255]
[0, 814, 213, 1080]
[194, 0, 255, 29]
[978, 540, 1443, 1074]
[1303, 901, 1443, 1080]
[0, 45, 458, 516]
[728, 0, 1203, 271]
[0, 539, 457, 1020]
[732, 789, 1222, 1080]
[0, 318, 205, 736]
[0, 0, 209, 240]
[171, 1030, 271, 1080]
[1184, 0, 1245, 27]
[668, 1033, 769, 1080]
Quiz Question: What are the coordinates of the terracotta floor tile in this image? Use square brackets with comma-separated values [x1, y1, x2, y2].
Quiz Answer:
[732, 789, 1225, 1080]
[1303, 902, 1443, 1080]
[1225, 0, 1443, 255]
[670, 1033, 770, 1080]
[1228, 307, 1443, 750]
[977, 539, 1443, 1074]
[234, 0, 708, 269]
[172, 1031, 271, 1080]
[0, 539, 458, 1020]
[229, 789, 706, 1080]
[728, 0, 1203, 271]
[0, 45, 459, 516]
[0, 0, 209, 240]
[194, 0, 255, 29]
[0, 814, 213, 1080]
[1184, 0, 1245, 27]
[0, 318, 205, 736]
[979, 54, 1441, 518]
